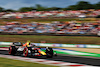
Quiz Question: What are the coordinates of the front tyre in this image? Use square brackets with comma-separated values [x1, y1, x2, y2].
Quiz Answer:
[46, 48, 53, 58]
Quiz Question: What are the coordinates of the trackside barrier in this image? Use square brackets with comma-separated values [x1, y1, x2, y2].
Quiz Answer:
[0, 42, 100, 48]
[0, 42, 12, 45]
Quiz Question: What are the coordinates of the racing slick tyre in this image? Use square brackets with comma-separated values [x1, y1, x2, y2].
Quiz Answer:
[9, 46, 17, 55]
[23, 47, 29, 57]
[46, 48, 53, 58]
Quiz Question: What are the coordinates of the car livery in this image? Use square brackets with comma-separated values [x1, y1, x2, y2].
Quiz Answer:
[9, 41, 57, 58]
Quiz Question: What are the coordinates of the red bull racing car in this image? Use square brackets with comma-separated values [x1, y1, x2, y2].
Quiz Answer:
[9, 41, 57, 58]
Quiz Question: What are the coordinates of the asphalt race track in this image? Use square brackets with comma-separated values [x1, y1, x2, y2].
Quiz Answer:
[0, 50, 100, 66]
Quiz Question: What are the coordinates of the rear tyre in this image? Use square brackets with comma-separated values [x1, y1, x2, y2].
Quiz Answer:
[46, 48, 53, 58]
[23, 47, 28, 57]
[9, 46, 17, 55]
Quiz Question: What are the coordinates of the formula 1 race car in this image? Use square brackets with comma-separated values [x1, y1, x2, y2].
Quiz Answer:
[9, 41, 57, 58]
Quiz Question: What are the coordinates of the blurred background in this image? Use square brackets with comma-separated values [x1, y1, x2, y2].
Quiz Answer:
[0, 0, 100, 67]
[0, 0, 99, 44]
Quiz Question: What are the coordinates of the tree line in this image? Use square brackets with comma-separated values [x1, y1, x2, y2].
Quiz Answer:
[0, 1, 100, 12]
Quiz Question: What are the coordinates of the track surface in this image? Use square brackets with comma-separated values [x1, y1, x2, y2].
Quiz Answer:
[0, 50, 100, 66]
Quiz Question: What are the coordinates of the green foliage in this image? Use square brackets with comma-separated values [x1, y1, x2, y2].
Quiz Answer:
[94, 2, 100, 9]
[46, 7, 62, 11]
[0, 1, 100, 12]
[76, 1, 94, 10]
[67, 1, 94, 10]
[4, 9, 16, 12]
[67, 5, 77, 10]
[0, 7, 4, 12]
[35, 4, 47, 11]
[18, 7, 35, 12]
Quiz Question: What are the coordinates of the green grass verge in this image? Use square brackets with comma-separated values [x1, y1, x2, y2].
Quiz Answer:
[0, 35, 100, 44]
[0, 45, 9, 47]
[0, 18, 99, 25]
[0, 57, 57, 67]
